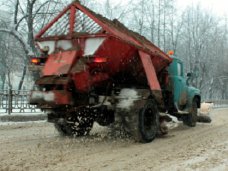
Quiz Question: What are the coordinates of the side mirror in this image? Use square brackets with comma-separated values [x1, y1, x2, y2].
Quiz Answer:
[187, 73, 192, 77]
[186, 73, 191, 86]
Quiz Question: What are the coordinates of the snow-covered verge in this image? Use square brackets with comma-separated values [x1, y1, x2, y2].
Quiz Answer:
[0, 120, 46, 126]
[0, 113, 46, 122]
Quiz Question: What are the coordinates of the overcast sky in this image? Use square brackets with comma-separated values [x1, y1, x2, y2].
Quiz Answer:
[0, 0, 227, 19]
[177, 0, 228, 16]
[99, 0, 228, 16]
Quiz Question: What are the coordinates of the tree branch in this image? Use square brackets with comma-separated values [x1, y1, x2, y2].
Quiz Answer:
[0, 28, 30, 57]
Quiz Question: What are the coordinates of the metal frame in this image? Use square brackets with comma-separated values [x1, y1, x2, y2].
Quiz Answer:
[35, 1, 172, 64]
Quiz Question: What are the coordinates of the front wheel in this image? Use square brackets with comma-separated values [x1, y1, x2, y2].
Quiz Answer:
[138, 100, 159, 142]
[183, 99, 198, 127]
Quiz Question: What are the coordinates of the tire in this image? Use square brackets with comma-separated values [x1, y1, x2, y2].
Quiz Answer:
[183, 99, 198, 127]
[54, 108, 94, 137]
[123, 99, 159, 143]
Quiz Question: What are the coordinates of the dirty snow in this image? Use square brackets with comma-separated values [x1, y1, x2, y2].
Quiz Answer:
[31, 91, 55, 102]
[37, 41, 55, 54]
[0, 108, 227, 171]
[116, 89, 140, 110]
[0, 120, 46, 126]
[56, 40, 73, 50]
[84, 37, 105, 56]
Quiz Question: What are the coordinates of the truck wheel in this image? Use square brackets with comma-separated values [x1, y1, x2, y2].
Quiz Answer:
[124, 99, 159, 143]
[183, 99, 198, 127]
[54, 109, 94, 136]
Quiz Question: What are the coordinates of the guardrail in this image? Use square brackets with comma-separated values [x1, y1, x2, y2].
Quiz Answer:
[0, 89, 42, 114]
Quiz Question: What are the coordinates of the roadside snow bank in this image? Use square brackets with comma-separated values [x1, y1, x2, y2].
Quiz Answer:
[0, 120, 46, 126]
[0, 113, 46, 122]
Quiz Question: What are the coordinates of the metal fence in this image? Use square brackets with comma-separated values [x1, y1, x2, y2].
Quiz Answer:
[0, 89, 42, 114]
[0, 89, 227, 115]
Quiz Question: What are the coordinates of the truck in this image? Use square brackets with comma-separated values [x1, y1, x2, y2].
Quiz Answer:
[29, 1, 201, 143]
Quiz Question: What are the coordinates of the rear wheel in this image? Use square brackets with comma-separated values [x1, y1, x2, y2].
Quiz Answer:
[54, 108, 94, 137]
[183, 99, 198, 127]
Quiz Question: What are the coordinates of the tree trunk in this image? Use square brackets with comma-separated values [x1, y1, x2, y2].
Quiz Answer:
[157, 0, 161, 47]
[14, 0, 19, 30]
[163, 0, 166, 51]
[0, 75, 5, 90]
[27, 0, 37, 55]
[18, 66, 27, 90]
[7, 71, 12, 90]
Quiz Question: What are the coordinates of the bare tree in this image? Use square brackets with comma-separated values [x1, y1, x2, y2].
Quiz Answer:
[0, 0, 68, 90]
[178, 4, 228, 99]
[0, 33, 25, 89]
[0, 0, 227, 99]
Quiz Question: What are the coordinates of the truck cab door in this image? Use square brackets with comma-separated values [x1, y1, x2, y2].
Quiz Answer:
[175, 62, 188, 106]
[168, 59, 188, 108]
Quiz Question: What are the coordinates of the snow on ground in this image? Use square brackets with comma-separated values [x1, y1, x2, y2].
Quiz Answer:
[0, 108, 227, 171]
[0, 112, 44, 116]
[0, 120, 46, 126]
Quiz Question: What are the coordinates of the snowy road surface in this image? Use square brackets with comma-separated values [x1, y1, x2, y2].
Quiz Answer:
[0, 108, 228, 171]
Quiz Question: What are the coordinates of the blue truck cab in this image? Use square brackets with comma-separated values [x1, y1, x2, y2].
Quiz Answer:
[167, 57, 201, 126]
